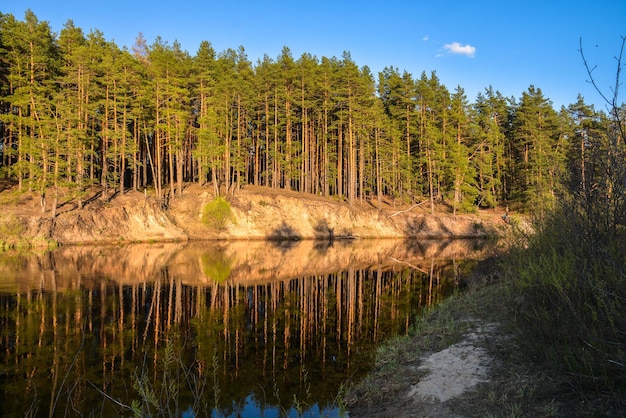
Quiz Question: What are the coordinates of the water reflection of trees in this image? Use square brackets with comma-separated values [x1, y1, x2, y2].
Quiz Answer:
[0, 240, 484, 416]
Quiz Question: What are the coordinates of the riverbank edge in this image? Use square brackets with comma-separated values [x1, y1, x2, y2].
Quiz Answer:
[0, 184, 509, 250]
[345, 253, 622, 417]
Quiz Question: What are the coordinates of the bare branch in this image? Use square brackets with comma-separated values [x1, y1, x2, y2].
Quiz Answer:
[579, 36, 626, 145]
[611, 36, 624, 108]
[579, 38, 613, 107]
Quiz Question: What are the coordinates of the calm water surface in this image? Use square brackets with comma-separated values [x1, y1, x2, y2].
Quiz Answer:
[0, 239, 489, 417]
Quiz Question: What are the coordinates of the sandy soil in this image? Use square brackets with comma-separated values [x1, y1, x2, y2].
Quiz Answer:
[348, 320, 502, 418]
[409, 322, 497, 404]
[0, 180, 509, 245]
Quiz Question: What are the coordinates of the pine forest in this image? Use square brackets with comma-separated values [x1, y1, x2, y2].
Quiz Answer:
[0, 11, 616, 215]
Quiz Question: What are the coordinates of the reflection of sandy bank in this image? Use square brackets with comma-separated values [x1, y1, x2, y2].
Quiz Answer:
[0, 242, 186, 292]
[174, 239, 489, 284]
[0, 239, 491, 293]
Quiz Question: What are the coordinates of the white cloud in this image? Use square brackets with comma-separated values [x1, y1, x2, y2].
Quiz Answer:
[422, 35, 429, 41]
[443, 42, 476, 58]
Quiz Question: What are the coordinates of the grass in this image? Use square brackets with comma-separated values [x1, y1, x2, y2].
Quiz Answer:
[346, 233, 626, 417]
[345, 283, 484, 408]
[125, 340, 346, 418]
[501, 206, 626, 415]
[129, 340, 210, 417]
[0, 189, 22, 205]
[0, 213, 26, 239]
[0, 213, 58, 252]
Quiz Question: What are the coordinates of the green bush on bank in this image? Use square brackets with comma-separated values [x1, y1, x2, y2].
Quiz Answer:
[201, 197, 233, 230]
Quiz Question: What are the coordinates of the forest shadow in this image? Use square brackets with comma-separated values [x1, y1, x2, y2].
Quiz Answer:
[268, 222, 301, 250]
[402, 239, 427, 256]
[313, 219, 335, 240]
[0, 179, 17, 193]
[403, 216, 454, 238]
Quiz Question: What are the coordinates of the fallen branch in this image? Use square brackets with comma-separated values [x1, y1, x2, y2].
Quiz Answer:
[390, 200, 429, 217]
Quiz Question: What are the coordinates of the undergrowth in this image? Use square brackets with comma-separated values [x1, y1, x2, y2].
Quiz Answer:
[0, 213, 26, 239]
[504, 208, 626, 399]
[0, 213, 58, 252]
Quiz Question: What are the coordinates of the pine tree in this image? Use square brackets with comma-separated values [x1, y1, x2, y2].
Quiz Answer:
[510, 85, 565, 212]
[354, 65, 378, 204]
[147, 37, 192, 200]
[253, 54, 276, 189]
[212, 48, 240, 194]
[0, 10, 599, 216]
[416, 71, 449, 213]
[296, 52, 319, 194]
[192, 40, 221, 195]
[54, 19, 87, 213]
[232, 46, 254, 193]
[448, 86, 478, 216]
[378, 67, 417, 198]
[473, 86, 509, 207]
[318, 56, 340, 196]
[276, 47, 297, 191]
[0, 13, 12, 169]
[0, 10, 60, 209]
[338, 52, 360, 206]
[565, 95, 608, 193]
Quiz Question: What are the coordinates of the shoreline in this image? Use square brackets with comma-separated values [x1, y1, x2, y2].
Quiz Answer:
[0, 183, 508, 249]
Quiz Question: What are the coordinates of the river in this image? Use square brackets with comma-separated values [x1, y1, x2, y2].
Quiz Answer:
[0, 239, 490, 417]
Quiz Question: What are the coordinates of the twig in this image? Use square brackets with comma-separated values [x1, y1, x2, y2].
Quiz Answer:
[50, 320, 87, 417]
[579, 36, 626, 145]
[579, 37, 614, 107]
[87, 380, 133, 411]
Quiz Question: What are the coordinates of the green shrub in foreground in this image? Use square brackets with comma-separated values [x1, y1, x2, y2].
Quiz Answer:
[201, 197, 233, 230]
[505, 208, 626, 394]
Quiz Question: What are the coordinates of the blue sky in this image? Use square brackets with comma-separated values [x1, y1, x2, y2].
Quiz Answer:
[3, 1, 625, 110]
